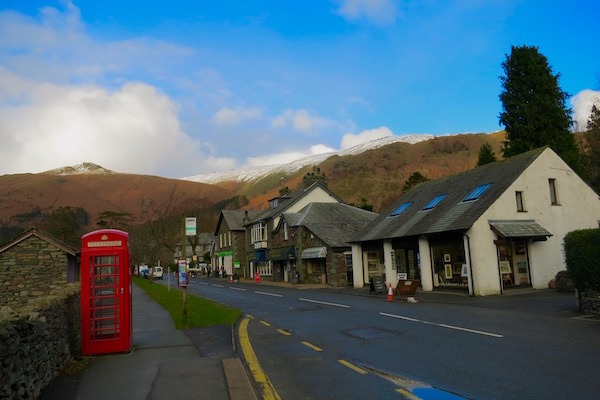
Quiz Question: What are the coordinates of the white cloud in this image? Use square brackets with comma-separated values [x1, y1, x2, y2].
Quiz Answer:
[271, 109, 333, 134]
[0, 79, 206, 176]
[333, 0, 398, 25]
[212, 107, 262, 126]
[340, 126, 393, 149]
[571, 89, 600, 132]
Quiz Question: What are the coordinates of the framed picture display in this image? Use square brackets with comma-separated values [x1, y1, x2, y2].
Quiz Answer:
[461, 263, 469, 277]
[444, 263, 453, 279]
[499, 261, 511, 274]
[443, 253, 451, 263]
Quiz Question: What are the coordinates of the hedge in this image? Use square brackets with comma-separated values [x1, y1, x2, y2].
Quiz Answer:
[564, 228, 600, 292]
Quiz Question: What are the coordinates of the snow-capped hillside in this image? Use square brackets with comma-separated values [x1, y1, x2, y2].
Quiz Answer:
[181, 134, 434, 184]
[43, 162, 115, 175]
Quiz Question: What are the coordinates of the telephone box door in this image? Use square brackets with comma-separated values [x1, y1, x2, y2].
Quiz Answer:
[81, 229, 132, 355]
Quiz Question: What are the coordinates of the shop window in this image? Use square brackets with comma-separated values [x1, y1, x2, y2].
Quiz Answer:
[345, 253, 353, 268]
[367, 251, 380, 275]
[258, 261, 272, 276]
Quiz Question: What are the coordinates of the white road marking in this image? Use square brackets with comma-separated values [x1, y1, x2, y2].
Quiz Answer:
[379, 312, 503, 338]
[299, 298, 350, 308]
[255, 291, 283, 297]
[230, 287, 247, 292]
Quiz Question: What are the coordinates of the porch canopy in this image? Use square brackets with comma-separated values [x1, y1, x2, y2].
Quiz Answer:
[489, 220, 552, 241]
[301, 246, 327, 259]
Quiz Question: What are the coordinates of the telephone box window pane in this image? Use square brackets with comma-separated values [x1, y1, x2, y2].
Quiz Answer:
[88, 253, 120, 341]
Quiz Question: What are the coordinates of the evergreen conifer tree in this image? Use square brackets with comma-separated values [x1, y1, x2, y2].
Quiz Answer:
[402, 172, 428, 193]
[581, 104, 600, 193]
[476, 143, 497, 166]
[498, 45, 580, 170]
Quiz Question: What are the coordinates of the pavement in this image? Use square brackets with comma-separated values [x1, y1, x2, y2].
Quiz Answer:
[39, 277, 583, 400]
[39, 283, 257, 400]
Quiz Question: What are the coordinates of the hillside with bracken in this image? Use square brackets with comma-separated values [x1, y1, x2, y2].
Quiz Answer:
[0, 132, 506, 249]
[0, 166, 234, 232]
[232, 131, 506, 213]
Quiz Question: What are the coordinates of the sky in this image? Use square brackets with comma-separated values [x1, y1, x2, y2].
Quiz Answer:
[1, 0, 599, 178]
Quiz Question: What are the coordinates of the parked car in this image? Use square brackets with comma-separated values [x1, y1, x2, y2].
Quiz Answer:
[152, 266, 164, 280]
[138, 264, 150, 278]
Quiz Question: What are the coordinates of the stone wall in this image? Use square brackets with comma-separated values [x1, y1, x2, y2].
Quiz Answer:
[580, 290, 600, 315]
[0, 285, 81, 400]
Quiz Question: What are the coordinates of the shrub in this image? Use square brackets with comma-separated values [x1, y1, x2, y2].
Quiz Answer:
[564, 229, 600, 292]
[552, 270, 574, 292]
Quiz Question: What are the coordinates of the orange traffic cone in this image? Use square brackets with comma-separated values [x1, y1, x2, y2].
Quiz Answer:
[386, 283, 394, 302]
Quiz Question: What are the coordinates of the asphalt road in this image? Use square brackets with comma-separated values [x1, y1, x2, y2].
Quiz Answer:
[172, 277, 600, 400]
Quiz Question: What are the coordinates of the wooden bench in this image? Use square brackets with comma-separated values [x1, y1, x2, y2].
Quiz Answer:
[394, 280, 421, 302]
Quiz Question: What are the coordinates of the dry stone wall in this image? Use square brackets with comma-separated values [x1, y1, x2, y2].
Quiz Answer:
[0, 286, 81, 400]
[580, 291, 600, 315]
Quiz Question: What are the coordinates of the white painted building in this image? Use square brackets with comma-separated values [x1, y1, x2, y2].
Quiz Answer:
[351, 147, 600, 296]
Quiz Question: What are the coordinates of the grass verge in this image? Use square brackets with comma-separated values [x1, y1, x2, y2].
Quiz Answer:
[133, 276, 242, 329]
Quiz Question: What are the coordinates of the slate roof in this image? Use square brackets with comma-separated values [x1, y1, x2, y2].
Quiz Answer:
[246, 182, 346, 226]
[221, 210, 262, 231]
[0, 227, 79, 255]
[285, 203, 379, 248]
[354, 147, 549, 242]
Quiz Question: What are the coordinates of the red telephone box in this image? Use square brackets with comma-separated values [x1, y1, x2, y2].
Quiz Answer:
[81, 229, 132, 355]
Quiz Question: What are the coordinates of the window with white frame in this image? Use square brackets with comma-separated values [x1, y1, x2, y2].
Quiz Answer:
[251, 222, 267, 243]
[257, 261, 272, 276]
[283, 222, 288, 240]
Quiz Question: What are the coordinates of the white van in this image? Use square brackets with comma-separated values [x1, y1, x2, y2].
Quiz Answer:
[152, 266, 164, 280]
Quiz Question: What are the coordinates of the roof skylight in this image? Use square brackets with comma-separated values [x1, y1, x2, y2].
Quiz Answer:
[390, 201, 412, 216]
[463, 183, 491, 202]
[422, 194, 447, 210]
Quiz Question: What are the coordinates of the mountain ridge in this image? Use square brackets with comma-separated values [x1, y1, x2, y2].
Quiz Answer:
[0, 131, 506, 246]
[180, 134, 436, 184]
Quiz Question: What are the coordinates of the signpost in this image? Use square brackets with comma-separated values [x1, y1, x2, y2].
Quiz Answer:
[181, 215, 196, 328]
[185, 217, 197, 236]
[370, 275, 386, 294]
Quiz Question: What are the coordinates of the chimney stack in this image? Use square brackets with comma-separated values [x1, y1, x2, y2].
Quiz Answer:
[303, 166, 327, 189]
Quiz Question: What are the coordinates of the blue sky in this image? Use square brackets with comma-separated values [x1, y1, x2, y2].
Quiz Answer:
[1, 0, 599, 178]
